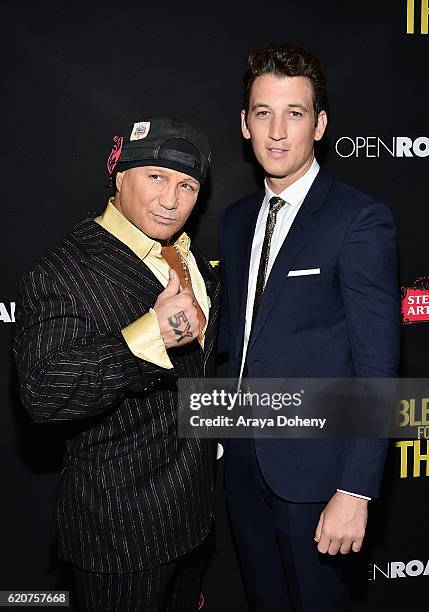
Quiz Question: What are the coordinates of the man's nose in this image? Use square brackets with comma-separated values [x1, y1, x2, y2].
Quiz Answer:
[268, 116, 287, 141]
[159, 183, 178, 210]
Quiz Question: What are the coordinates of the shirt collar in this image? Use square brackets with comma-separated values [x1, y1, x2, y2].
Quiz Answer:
[264, 157, 320, 207]
[95, 199, 191, 260]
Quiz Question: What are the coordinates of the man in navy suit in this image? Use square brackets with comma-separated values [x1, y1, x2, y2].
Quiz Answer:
[218, 43, 400, 611]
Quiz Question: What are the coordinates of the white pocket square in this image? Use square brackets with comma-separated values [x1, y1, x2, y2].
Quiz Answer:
[287, 268, 321, 277]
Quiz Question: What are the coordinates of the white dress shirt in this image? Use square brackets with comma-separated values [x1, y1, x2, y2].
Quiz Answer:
[239, 157, 370, 501]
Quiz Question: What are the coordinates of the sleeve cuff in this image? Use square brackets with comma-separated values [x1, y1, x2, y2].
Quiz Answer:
[121, 308, 174, 370]
[336, 489, 371, 501]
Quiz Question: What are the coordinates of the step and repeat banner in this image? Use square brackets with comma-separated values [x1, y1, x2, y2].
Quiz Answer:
[2, 2, 428, 610]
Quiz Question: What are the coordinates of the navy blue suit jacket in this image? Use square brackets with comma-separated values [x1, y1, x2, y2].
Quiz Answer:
[218, 171, 400, 502]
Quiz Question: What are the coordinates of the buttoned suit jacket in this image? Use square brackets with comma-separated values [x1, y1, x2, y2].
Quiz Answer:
[218, 171, 400, 502]
[13, 216, 220, 573]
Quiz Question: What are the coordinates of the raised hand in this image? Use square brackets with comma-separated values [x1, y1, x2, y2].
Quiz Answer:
[153, 269, 199, 349]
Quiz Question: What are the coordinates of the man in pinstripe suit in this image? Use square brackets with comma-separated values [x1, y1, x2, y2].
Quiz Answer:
[13, 117, 219, 611]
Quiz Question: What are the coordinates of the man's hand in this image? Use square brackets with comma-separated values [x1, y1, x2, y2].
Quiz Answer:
[154, 269, 199, 349]
[314, 491, 368, 555]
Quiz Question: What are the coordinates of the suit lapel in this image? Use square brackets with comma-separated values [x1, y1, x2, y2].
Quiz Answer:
[72, 218, 164, 307]
[248, 172, 334, 350]
[190, 244, 219, 343]
[191, 243, 219, 304]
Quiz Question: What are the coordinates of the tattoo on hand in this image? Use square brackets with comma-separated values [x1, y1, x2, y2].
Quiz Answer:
[168, 310, 192, 342]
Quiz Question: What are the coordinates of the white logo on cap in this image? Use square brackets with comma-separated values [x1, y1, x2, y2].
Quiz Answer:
[130, 121, 151, 141]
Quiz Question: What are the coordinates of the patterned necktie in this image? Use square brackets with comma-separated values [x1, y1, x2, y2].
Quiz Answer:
[251, 196, 286, 327]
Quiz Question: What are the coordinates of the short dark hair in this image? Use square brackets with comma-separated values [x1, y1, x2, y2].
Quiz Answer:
[243, 42, 327, 120]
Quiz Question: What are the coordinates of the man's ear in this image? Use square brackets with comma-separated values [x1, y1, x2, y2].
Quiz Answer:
[115, 171, 124, 192]
[314, 110, 328, 142]
[241, 110, 251, 140]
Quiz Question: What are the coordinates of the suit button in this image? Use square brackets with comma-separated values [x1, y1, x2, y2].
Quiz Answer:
[253, 358, 264, 363]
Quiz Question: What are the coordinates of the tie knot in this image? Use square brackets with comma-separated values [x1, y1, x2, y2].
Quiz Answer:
[269, 196, 286, 215]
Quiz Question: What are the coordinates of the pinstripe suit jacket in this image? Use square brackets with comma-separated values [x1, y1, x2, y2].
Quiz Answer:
[13, 215, 220, 573]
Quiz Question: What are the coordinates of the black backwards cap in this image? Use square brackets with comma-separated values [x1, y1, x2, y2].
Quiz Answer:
[106, 117, 211, 185]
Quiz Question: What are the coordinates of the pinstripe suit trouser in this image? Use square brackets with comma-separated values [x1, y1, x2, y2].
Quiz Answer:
[72, 539, 208, 612]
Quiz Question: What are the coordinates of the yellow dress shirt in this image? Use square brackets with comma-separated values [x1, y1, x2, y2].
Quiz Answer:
[95, 199, 210, 369]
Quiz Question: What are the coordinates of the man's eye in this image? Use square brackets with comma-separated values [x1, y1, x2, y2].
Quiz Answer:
[256, 110, 270, 117]
[181, 183, 195, 192]
[150, 174, 162, 181]
[290, 111, 303, 118]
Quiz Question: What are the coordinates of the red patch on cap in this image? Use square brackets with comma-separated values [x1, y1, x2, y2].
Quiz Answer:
[107, 136, 124, 174]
